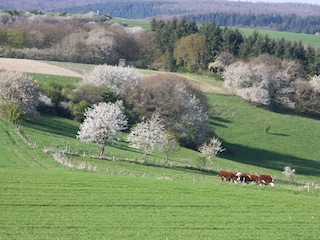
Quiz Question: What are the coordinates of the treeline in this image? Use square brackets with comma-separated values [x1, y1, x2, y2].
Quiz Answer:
[187, 12, 320, 34]
[54, 2, 320, 34]
[1, 10, 320, 77]
[53, 1, 190, 19]
[151, 17, 320, 76]
[1, 11, 320, 76]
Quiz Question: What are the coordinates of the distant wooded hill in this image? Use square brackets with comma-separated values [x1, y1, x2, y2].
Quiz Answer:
[1, 0, 320, 17]
[1, 0, 320, 34]
[52, 1, 320, 34]
[187, 13, 320, 34]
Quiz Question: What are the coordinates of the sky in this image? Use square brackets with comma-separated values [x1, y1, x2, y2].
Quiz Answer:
[248, 0, 320, 4]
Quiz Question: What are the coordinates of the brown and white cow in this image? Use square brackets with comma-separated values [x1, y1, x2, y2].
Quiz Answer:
[258, 174, 275, 186]
[219, 170, 241, 183]
[248, 174, 259, 184]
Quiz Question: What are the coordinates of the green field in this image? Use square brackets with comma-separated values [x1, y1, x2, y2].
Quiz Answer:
[1, 71, 320, 239]
[1, 167, 320, 239]
[112, 17, 152, 30]
[239, 28, 320, 48]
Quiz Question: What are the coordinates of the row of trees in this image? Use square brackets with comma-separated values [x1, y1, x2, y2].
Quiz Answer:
[1, 11, 320, 77]
[54, 1, 188, 20]
[78, 65, 211, 149]
[53, 2, 320, 34]
[77, 101, 222, 164]
[151, 18, 320, 76]
[0, 11, 160, 66]
[188, 12, 320, 34]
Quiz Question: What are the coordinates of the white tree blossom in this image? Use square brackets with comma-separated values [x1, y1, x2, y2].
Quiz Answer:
[85, 28, 119, 63]
[82, 65, 141, 96]
[198, 136, 225, 170]
[127, 114, 167, 163]
[162, 132, 180, 164]
[309, 75, 320, 93]
[172, 81, 210, 146]
[237, 86, 270, 106]
[223, 55, 299, 108]
[0, 70, 40, 119]
[77, 101, 128, 157]
[223, 61, 251, 94]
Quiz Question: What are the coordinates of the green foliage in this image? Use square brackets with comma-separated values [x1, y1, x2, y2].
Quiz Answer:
[71, 100, 91, 122]
[29, 9, 44, 15]
[186, 61, 198, 73]
[5, 29, 28, 48]
[59, 11, 68, 16]
[0, 103, 21, 123]
[41, 81, 64, 105]
[264, 122, 271, 134]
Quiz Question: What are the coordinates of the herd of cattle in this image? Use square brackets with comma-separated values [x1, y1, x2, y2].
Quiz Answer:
[219, 170, 275, 186]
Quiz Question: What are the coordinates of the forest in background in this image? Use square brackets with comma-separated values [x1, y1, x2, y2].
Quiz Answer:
[50, 1, 320, 34]
[1, 0, 320, 34]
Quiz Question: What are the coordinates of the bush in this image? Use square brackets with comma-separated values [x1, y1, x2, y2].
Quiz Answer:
[264, 122, 271, 133]
[124, 74, 211, 149]
[71, 100, 91, 122]
[0, 103, 21, 123]
[295, 79, 320, 116]
[0, 70, 40, 119]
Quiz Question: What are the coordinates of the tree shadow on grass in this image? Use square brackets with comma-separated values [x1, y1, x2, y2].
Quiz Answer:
[24, 115, 79, 139]
[268, 133, 290, 137]
[220, 142, 320, 177]
[208, 115, 232, 129]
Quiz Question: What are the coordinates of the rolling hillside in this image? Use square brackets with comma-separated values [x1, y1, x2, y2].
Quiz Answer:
[1, 58, 320, 239]
[1, 58, 319, 181]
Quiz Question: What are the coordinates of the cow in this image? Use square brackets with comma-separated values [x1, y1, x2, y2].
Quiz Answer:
[258, 174, 275, 186]
[239, 173, 251, 184]
[248, 174, 259, 184]
[219, 170, 241, 183]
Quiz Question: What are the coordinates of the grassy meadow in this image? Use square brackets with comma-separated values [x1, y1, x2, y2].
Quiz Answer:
[239, 28, 320, 48]
[1, 67, 320, 239]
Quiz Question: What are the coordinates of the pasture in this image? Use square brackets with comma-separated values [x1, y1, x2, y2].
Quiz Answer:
[1, 166, 320, 239]
[238, 28, 320, 48]
[1, 60, 320, 239]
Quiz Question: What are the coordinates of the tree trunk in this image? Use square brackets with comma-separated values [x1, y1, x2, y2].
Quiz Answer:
[99, 145, 105, 158]
[143, 150, 147, 163]
[165, 153, 169, 165]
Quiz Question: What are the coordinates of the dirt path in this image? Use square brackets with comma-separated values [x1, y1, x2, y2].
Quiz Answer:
[0, 58, 83, 78]
[0, 58, 228, 94]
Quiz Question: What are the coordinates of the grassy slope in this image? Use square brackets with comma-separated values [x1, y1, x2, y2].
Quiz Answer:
[1, 166, 320, 239]
[208, 94, 320, 183]
[1, 67, 320, 239]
